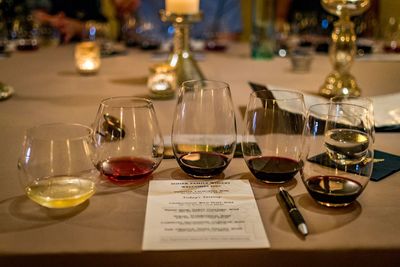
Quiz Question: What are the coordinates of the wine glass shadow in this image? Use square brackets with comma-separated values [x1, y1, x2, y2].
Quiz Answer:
[12, 94, 109, 107]
[238, 172, 298, 200]
[0, 195, 88, 233]
[94, 174, 151, 196]
[270, 193, 362, 235]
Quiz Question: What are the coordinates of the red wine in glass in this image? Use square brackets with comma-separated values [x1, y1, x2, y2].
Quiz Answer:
[246, 156, 301, 183]
[305, 175, 363, 206]
[178, 152, 230, 178]
[97, 156, 157, 184]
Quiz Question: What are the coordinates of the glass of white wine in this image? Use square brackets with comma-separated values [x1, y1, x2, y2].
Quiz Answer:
[17, 123, 97, 208]
[301, 103, 374, 207]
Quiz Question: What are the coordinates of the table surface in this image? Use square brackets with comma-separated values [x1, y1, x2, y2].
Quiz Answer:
[1, 43, 400, 267]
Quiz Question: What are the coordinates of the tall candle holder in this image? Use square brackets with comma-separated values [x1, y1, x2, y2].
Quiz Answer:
[319, 0, 370, 98]
[160, 10, 205, 87]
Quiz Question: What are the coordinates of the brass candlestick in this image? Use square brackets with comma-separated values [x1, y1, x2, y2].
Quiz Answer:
[319, 0, 370, 98]
[160, 10, 205, 87]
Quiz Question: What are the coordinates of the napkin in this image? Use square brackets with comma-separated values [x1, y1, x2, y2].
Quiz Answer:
[370, 150, 400, 181]
[247, 82, 400, 131]
[308, 150, 400, 182]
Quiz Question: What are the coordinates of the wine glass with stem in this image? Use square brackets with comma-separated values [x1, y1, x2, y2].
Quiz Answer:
[171, 80, 237, 178]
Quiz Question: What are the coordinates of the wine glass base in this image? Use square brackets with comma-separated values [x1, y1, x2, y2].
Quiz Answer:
[316, 200, 354, 208]
[319, 71, 361, 98]
[0, 83, 14, 100]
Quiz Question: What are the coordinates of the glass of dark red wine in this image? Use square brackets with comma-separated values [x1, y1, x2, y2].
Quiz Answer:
[171, 80, 237, 178]
[92, 97, 164, 185]
[242, 90, 306, 183]
[301, 103, 374, 207]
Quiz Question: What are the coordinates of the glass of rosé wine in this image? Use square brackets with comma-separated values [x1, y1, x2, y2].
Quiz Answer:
[91, 97, 164, 185]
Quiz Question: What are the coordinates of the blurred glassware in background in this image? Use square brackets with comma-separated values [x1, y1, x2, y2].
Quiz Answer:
[251, 0, 276, 60]
[0, 14, 14, 100]
[12, 4, 39, 51]
[135, 19, 162, 50]
[0, 15, 10, 56]
[383, 17, 400, 53]
[121, 12, 140, 47]
[290, 45, 314, 72]
[37, 23, 60, 47]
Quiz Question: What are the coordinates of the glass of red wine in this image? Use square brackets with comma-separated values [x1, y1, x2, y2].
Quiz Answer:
[92, 97, 164, 185]
[242, 90, 306, 183]
[171, 80, 237, 178]
[301, 103, 374, 207]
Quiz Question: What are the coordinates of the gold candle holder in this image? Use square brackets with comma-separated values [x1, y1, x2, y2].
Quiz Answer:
[160, 10, 205, 87]
[75, 41, 101, 75]
[319, 0, 370, 98]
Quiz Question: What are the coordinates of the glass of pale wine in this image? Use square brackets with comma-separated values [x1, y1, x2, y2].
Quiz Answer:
[171, 80, 237, 178]
[242, 90, 306, 183]
[301, 103, 374, 207]
[92, 97, 164, 185]
[17, 123, 97, 208]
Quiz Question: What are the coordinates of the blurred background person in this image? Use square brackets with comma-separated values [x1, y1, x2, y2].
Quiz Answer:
[33, 0, 119, 43]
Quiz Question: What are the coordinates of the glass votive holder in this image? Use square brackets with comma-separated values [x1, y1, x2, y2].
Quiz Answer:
[75, 41, 101, 75]
[290, 46, 314, 73]
[147, 63, 176, 99]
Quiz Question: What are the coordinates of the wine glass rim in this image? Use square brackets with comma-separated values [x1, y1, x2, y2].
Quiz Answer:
[307, 102, 370, 120]
[250, 89, 304, 101]
[309, 102, 369, 111]
[25, 123, 93, 141]
[181, 79, 229, 90]
[100, 96, 153, 108]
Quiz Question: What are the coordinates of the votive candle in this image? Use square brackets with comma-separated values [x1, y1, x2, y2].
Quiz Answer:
[75, 41, 101, 74]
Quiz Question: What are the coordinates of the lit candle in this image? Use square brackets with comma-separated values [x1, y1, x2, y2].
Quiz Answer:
[75, 41, 101, 74]
[165, 0, 199, 14]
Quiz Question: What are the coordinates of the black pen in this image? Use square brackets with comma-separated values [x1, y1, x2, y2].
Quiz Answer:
[277, 187, 308, 236]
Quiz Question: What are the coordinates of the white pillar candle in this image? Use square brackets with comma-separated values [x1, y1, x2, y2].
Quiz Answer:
[165, 0, 199, 14]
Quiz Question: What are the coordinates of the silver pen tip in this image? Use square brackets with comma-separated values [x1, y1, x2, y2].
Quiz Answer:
[298, 223, 308, 236]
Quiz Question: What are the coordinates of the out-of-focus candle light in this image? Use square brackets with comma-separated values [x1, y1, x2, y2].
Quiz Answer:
[165, 0, 199, 14]
[148, 63, 176, 98]
[75, 41, 101, 74]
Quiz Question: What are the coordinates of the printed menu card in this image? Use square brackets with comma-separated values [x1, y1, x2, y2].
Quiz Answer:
[142, 180, 270, 250]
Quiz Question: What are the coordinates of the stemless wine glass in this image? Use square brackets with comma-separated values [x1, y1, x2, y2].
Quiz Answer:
[92, 97, 164, 185]
[172, 80, 237, 178]
[17, 123, 97, 208]
[242, 90, 306, 183]
[301, 103, 374, 207]
[330, 96, 375, 141]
